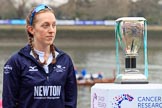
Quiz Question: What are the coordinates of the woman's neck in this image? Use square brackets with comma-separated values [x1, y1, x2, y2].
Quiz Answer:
[33, 44, 50, 54]
[33, 44, 51, 62]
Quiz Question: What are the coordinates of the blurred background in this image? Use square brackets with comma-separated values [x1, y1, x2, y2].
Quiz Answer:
[0, 0, 162, 108]
[0, 0, 162, 24]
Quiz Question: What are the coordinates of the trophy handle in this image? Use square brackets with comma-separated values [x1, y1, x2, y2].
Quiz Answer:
[144, 21, 148, 78]
[115, 21, 121, 76]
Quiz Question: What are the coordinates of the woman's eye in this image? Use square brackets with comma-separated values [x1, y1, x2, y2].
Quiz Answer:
[41, 23, 56, 29]
[42, 24, 49, 28]
[52, 24, 56, 27]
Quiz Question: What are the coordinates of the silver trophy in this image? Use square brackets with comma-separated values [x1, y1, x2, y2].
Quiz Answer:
[115, 17, 148, 84]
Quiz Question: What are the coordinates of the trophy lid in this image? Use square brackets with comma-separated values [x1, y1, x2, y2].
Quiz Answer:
[116, 17, 146, 22]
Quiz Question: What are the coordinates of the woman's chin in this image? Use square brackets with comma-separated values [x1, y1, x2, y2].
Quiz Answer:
[45, 41, 54, 45]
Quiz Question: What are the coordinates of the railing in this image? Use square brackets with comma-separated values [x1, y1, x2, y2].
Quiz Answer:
[0, 19, 115, 26]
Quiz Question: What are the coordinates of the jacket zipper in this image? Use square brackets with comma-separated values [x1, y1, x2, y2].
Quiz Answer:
[47, 76, 49, 81]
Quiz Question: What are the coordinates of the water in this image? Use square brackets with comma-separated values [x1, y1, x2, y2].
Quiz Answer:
[0, 29, 162, 108]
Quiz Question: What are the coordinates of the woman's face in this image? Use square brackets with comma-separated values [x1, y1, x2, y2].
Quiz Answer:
[30, 11, 56, 47]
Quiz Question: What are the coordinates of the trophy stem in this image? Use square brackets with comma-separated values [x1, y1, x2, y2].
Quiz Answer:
[115, 55, 148, 84]
[125, 56, 136, 69]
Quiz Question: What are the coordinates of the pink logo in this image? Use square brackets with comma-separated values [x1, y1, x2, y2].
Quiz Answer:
[92, 93, 97, 108]
[112, 94, 134, 108]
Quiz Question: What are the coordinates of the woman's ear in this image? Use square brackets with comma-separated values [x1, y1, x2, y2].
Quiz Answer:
[27, 25, 34, 35]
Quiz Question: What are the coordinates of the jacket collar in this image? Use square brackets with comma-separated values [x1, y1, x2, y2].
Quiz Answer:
[18, 44, 65, 62]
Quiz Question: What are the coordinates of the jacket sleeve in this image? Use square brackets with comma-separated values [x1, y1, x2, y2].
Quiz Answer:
[64, 59, 77, 108]
[2, 55, 21, 108]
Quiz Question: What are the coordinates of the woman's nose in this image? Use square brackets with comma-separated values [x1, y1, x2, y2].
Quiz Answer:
[49, 26, 55, 32]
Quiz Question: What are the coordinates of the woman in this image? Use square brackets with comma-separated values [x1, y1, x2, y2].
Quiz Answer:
[3, 4, 77, 108]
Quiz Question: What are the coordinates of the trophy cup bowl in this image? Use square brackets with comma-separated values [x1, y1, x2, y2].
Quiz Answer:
[115, 17, 148, 84]
[120, 21, 143, 56]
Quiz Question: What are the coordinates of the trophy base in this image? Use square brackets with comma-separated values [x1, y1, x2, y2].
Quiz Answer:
[115, 73, 149, 84]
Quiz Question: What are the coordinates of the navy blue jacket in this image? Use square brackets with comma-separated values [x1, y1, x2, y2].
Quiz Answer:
[3, 45, 77, 108]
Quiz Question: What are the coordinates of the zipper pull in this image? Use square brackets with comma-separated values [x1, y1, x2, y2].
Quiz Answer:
[47, 76, 49, 81]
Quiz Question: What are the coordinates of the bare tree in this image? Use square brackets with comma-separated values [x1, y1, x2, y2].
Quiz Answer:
[0, 0, 16, 19]
[128, 0, 160, 24]
[8, 0, 28, 18]
[57, 0, 77, 19]
[0, 0, 161, 24]
[67, 0, 130, 20]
